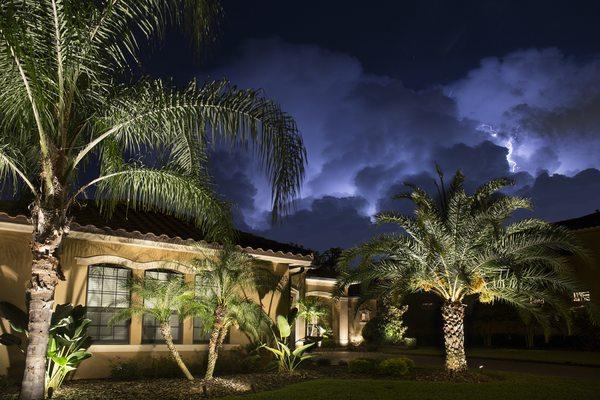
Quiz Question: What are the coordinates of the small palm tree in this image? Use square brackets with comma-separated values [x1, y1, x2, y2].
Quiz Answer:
[0, 1, 305, 398]
[297, 297, 329, 337]
[338, 170, 585, 373]
[192, 246, 272, 379]
[110, 275, 199, 381]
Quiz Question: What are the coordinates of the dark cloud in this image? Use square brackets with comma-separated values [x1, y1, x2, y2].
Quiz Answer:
[207, 40, 600, 250]
[257, 196, 376, 251]
[519, 169, 600, 222]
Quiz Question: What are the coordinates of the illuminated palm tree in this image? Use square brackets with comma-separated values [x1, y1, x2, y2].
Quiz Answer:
[192, 246, 272, 380]
[110, 276, 199, 381]
[338, 170, 584, 373]
[0, 1, 305, 398]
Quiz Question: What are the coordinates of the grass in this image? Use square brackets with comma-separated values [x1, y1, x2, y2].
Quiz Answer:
[222, 374, 600, 400]
[388, 346, 600, 366]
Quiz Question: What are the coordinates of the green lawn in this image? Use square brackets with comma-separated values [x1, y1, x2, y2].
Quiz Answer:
[388, 346, 600, 366]
[223, 375, 600, 400]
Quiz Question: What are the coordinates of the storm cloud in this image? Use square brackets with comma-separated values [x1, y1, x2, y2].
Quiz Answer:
[207, 40, 600, 251]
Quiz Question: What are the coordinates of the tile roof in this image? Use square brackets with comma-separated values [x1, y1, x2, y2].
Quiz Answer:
[555, 210, 600, 231]
[0, 201, 313, 262]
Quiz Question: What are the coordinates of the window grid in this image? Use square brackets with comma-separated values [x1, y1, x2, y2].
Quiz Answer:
[86, 265, 131, 344]
[142, 270, 183, 344]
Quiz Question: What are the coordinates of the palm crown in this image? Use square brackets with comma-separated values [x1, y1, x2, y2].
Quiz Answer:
[338, 170, 585, 371]
[191, 246, 273, 379]
[0, 0, 306, 235]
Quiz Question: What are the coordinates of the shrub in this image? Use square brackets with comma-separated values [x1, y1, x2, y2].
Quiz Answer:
[320, 337, 337, 348]
[337, 360, 348, 367]
[315, 357, 332, 367]
[348, 358, 378, 374]
[404, 337, 417, 348]
[361, 317, 384, 346]
[382, 305, 408, 344]
[377, 357, 415, 377]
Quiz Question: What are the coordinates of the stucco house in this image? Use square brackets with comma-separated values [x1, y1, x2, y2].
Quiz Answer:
[0, 203, 368, 379]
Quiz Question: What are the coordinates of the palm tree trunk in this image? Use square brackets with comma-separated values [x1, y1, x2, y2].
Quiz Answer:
[441, 301, 467, 373]
[204, 326, 221, 380]
[159, 322, 194, 381]
[20, 207, 66, 400]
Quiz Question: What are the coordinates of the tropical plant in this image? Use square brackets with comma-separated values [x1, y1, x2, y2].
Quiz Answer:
[0, 1, 306, 397]
[296, 297, 329, 337]
[338, 170, 585, 373]
[377, 357, 414, 377]
[191, 246, 273, 379]
[262, 315, 314, 374]
[381, 302, 408, 345]
[110, 275, 198, 381]
[0, 302, 91, 397]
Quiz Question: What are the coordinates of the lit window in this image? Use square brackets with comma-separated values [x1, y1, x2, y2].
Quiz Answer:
[142, 270, 183, 344]
[573, 291, 591, 302]
[86, 265, 131, 343]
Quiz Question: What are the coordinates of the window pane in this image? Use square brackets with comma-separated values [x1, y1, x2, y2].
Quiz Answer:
[142, 270, 183, 344]
[86, 265, 131, 343]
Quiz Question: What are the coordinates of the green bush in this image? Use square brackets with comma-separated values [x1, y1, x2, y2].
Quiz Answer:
[361, 317, 384, 346]
[377, 357, 415, 377]
[348, 358, 379, 374]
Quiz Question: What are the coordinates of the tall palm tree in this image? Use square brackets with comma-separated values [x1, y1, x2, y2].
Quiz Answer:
[338, 170, 584, 373]
[192, 246, 272, 379]
[110, 275, 199, 381]
[0, 1, 306, 398]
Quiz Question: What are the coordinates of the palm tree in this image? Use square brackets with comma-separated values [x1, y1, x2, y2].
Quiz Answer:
[192, 246, 272, 379]
[110, 275, 199, 381]
[338, 170, 584, 373]
[0, 1, 305, 398]
[296, 297, 329, 337]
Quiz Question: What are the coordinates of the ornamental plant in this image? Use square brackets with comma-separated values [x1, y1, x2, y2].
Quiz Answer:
[0, 302, 91, 398]
[338, 169, 586, 373]
[263, 315, 314, 374]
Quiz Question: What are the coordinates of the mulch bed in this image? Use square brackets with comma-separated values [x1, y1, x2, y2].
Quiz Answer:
[1, 366, 500, 399]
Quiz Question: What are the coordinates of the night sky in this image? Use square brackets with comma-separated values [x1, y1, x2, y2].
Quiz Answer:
[148, 1, 600, 251]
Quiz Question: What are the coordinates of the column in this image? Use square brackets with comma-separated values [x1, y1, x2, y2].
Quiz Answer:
[338, 297, 349, 346]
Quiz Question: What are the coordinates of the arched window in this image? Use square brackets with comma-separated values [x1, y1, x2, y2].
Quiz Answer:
[142, 270, 183, 344]
[86, 264, 131, 343]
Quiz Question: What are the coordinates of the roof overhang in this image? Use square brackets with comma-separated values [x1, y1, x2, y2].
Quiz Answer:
[0, 217, 313, 267]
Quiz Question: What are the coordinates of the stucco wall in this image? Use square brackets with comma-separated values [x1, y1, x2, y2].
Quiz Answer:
[0, 226, 293, 379]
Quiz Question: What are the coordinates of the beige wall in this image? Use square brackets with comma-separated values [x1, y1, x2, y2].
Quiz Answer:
[0, 225, 300, 379]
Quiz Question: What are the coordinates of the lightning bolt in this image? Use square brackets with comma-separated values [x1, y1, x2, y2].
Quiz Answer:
[477, 123, 518, 172]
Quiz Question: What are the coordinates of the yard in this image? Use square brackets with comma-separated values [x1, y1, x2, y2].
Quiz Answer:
[222, 375, 600, 400]
[3, 367, 600, 400]
[386, 346, 600, 367]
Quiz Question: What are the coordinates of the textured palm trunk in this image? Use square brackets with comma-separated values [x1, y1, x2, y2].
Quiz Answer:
[441, 302, 467, 373]
[20, 206, 67, 400]
[159, 323, 194, 381]
[204, 326, 221, 380]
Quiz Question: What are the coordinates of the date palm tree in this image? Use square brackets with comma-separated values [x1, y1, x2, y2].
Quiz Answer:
[110, 275, 199, 381]
[0, 1, 306, 398]
[191, 246, 272, 380]
[338, 170, 584, 373]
